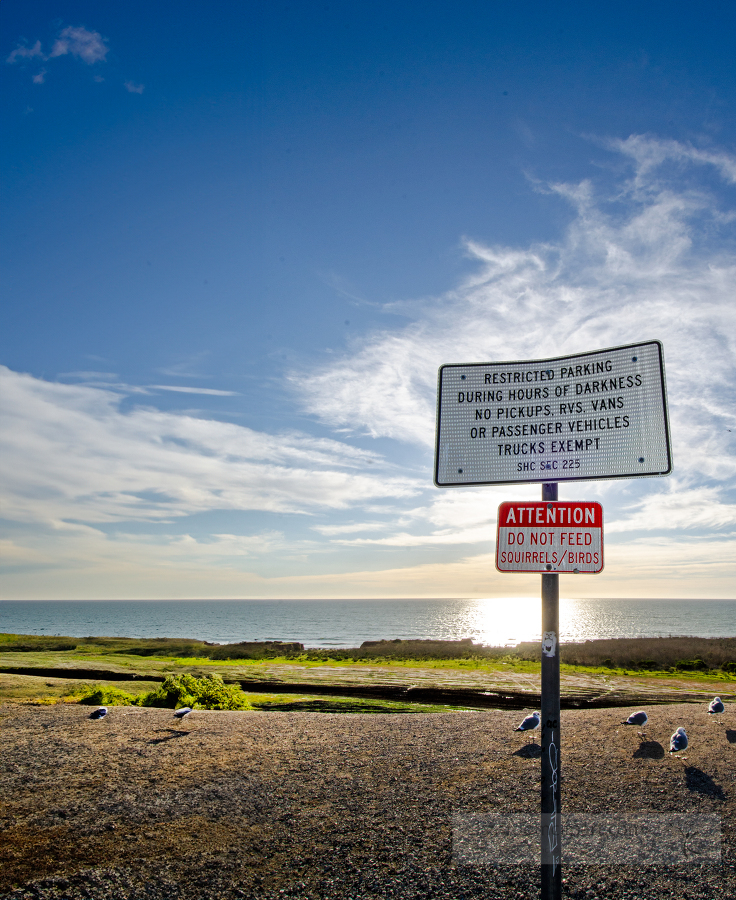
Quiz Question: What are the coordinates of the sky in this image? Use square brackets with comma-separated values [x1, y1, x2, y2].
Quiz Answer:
[2, 1, 735, 601]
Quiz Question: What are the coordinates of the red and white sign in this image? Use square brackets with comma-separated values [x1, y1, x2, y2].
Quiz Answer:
[496, 501, 603, 574]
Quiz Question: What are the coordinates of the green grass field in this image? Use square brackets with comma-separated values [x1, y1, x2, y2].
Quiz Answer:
[1, 633, 734, 711]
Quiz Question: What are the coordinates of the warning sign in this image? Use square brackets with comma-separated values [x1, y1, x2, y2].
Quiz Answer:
[496, 501, 603, 574]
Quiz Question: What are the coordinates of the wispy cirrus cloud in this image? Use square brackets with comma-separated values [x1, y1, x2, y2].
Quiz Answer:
[313, 522, 393, 535]
[294, 136, 736, 470]
[149, 385, 240, 397]
[609, 134, 736, 186]
[57, 375, 239, 397]
[292, 135, 736, 561]
[606, 486, 736, 534]
[0, 366, 419, 531]
[124, 80, 145, 94]
[330, 527, 495, 548]
[59, 371, 119, 381]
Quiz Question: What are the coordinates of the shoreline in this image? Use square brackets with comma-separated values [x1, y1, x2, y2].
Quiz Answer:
[2, 598, 734, 651]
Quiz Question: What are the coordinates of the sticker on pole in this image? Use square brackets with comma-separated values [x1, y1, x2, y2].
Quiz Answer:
[496, 501, 604, 574]
[434, 341, 672, 486]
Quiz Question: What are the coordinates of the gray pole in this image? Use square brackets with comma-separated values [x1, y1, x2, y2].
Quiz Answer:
[541, 481, 561, 900]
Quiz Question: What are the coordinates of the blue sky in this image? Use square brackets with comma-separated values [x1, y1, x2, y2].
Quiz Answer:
[2, 1, 735, 599]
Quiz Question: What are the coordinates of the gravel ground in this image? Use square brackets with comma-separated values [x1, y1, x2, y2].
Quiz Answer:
[0, 702, 733, 900]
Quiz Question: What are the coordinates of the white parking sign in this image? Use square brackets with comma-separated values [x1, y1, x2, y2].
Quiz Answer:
[434, 341, 672, 486]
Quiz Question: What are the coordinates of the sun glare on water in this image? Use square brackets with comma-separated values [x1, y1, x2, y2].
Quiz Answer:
[456, 597, 619, 647]
[441, 597, 544, 647]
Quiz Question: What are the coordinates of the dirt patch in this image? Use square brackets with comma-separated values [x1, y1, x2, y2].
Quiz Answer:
[0, 702, 733, 899]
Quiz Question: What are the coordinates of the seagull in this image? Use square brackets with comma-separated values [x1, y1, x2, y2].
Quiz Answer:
[621, 710, 648, 738]
[669, 727, 688, 754]
[708, 697, 725, 715]
[89, 707, 108, 720]
[515, 711, 540, 743]
[173, 706, 193, 720]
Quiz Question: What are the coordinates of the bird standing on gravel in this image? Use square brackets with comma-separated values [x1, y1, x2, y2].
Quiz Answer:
[669, 727, 688, 754]
[515, 711, 540, 743]
[708, 697, 725, 717]
[174, 706, 193, 720]
[621, 710, 648, 738]
[89, 707, 108, 720]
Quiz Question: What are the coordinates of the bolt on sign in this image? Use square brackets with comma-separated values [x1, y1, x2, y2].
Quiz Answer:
[496, 501, 603, 574]
[434, 341, 672, 486]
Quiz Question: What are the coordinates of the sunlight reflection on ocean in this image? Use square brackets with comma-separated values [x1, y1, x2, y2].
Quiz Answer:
[1, 599, 734, 648]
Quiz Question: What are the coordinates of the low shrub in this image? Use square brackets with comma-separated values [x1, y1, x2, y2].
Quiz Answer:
[4, 640, 78, 652]
[674, 658, 708, 671]
[117, 642, 206, 657]
[76, 674, 252, 710]
[78, 686, 138, 706]
[208, 641, 304, 660]
[514, 637, 736, 671]
[137, 673, 252, 710]
[356, 639, 504, 660]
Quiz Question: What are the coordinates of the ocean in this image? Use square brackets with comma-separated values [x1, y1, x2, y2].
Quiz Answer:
[1, 598, 734, 648]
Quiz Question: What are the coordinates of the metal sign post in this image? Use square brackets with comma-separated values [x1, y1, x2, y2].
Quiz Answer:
[540, 481, 561, 900]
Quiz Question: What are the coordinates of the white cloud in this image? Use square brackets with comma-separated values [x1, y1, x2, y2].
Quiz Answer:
[124, 80, 145, 94]
[313, 522, 393, 535]
[274, 535, 735, 598]
[3, 526, 734, 600]
[149, 385, 240, 396]
[607, 486, 736, 533]
[331, 526, 493, 547]
[110, 530, 285, 559]
[0, 367, 420, 529]
[59, 371, 119, 381]
[309, 483, 543, 548]
[0, 527, 292, 601]
[156, 354, 211, 378]
[7, 26, 109, 85]
[6, 41, 43, 64]
[50, 26, 108, 64]
[610, 134, 736, 186]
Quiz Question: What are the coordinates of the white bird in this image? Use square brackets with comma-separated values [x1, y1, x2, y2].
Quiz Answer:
[89, 707, 107, 720]
[708, 697, 725, 715]
[621, 710, 648, 737]
[515, 711, 540, 743]
[669, 727, 688, 753]
[173, 706, 193, 720]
